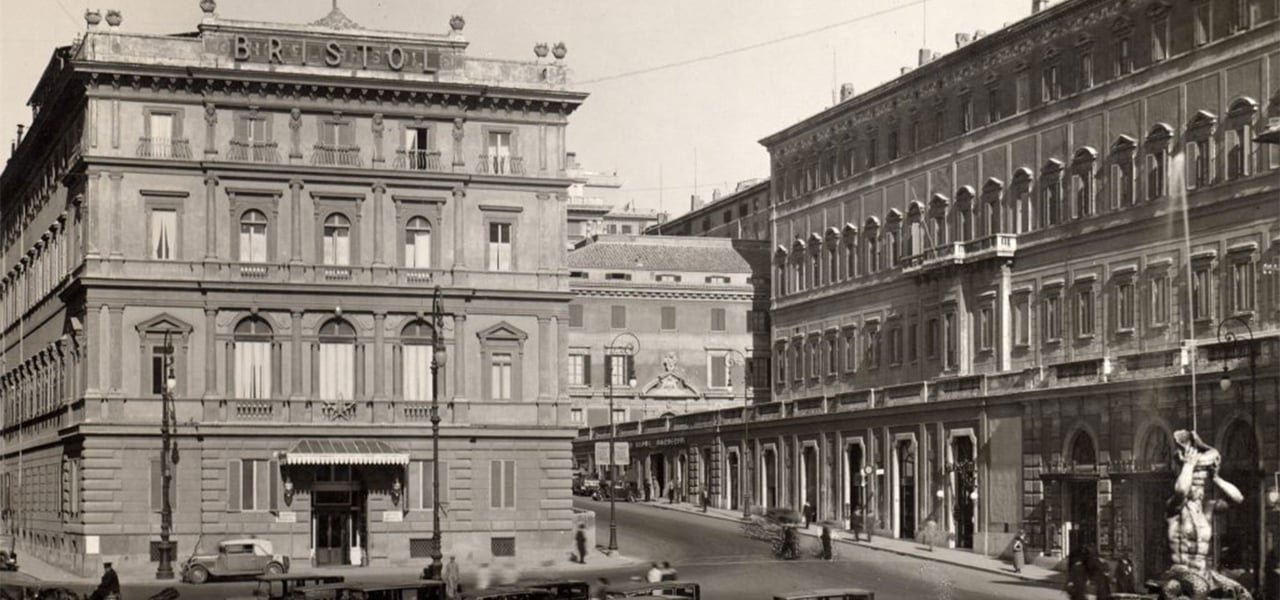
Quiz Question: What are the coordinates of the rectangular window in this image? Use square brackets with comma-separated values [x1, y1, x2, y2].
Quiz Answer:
[1073, 173, 1092, 218]
[487, 222, 513, 271]
[1226, 127, 1251, 179]
[979, 306, 994, 351]
[319, 341, 355, 400]
[1188, 140, 1212, 189]
[1192, 267, 1212, 321]
[987, 87, 1001, 123]
[1194, 2, 1212, 46]
[655, 273, 682, 282]
[568, 304, 583, 328]
[610, 305, 626, 329]
[411, 459, 446, 510]
[933, 110, 945, 143]
[226, 458, 274, 512]
[568, 354, 590, 386]
[709, 354, 729, 389]
[1113, 160, 1135, 207]
[1150, 273, 1171, 326]
[234, 340, 272, 399]
[1147, 151, 1167, 200]
[661, 306, 677, 331]
[1231, 260, 1255, 313]
[944, 313, 958, 369]
[1117, 281, 1136, 330]
[888, 327, 903, 365]
[750, 357, 770, 388]
[1116, 37, 1133, 75]
[486, 131, 513, 175]
[570, 408, 584, 424]
[710, 308, 726, 332]
[888, 129, 899, 160]
[489, 459, 516, 509]
[747, 310, 769, 333]
[612, 408, 626, 423]
[1015, 295, 1031, 346]
[150, 344, 174, 395]
[1076, 288, 1095, 337]
[926, 318, 939, 359]
[867, 138, 878, 167]
[1015, 73, 1030, 113]
[1151, 18, 1169, 61]
[1079, 53, 1094, 90]
[826, 337, 838, 374]
[490, 353, 512, 400]
[960, 95, 973, 133]
[1043, 294, 1062, 342]
[1042, 65, 1060, 102]
[843, 334, 856, 372]
[911, 120, 922, 151]
[606, 354, 632, 387]
[147, 112, 176, 158]
[150, 209, 177, 260]
[906, 323, 918, 362]
[403, 127, 433, 170]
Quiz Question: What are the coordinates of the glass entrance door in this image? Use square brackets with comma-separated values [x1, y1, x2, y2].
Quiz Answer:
[315, 510, 348, 566]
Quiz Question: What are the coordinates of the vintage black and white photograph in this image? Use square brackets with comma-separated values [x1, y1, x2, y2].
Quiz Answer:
[0, 0, 1277, 598]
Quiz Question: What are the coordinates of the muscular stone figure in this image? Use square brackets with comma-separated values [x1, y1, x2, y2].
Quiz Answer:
[1159, 429, 1252, 600]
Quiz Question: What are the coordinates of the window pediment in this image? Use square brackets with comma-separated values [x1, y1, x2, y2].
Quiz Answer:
[1072, 146, 1099, 164]
[1227, 97, 1259, 120]
[1012, 167, 1034, 185]
[135, 313, 193, 336]
[1186, 110, 1218, 135]
[864, 216, 881, 230]
[982, 177, 1004, 194]
[955, 185, 976, 205]
[1041, 158, 1064, 174]
[476, 321, 528, 343]
[1112, 15, 1135, 33]
[1111, 134, 1138, 154]
[885, 208, 904, 225]
[907, 200, 926, 219]
[1146, 123, 1174, 144]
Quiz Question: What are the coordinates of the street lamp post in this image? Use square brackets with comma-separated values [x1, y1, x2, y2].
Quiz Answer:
[726, 350, 750, 519]
[1217, 315, 1263, 596]
[428, 286, 447, 580]
[606, 332, 639, 554]
[156, 331, 178, 580]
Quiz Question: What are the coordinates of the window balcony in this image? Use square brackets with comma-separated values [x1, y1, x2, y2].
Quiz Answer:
[901, 242, 967, 275]
[476, 154, 525, 176]
[393, 149, 443, 172]
[227, 139, 281, 163]
[963, 233, 1018, 263]
[136, 137, 193, 159]
[312, 144, 363, 167]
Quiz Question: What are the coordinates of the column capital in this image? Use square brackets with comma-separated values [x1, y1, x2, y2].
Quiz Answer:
[289, 178, 305, 190]
[204, 174, 220, 186]
[371, 180, 387, 194]
[451, 185, 466, 199]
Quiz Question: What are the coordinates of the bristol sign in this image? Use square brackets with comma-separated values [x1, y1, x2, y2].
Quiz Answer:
[231, 35, 442, 73]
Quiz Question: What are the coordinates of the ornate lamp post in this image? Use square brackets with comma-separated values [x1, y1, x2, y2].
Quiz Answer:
[606, 332, 639, 554]
[156, 331, 178, 580]
[427, 286, 447, 580]
[726, 350, 750, 518]
[1216, 315, 1264, 595]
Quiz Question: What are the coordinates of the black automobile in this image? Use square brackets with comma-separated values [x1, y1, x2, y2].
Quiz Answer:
[0, 534, 15, 571]
[591, 480, 638, 502]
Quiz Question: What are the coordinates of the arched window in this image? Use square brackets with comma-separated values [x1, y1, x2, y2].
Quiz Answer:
[864, 219, 880, 273]
[1139, 426, 1171, 471]
[1012, 168, 1035, 233]
[317, 318, 356, 400]
[1225, 97, 1258, 179]
[322, 214, 351, 266]
[405, 216, 432, 268]
[239, 210, 268, 263]
[234, 317, 273, 399]
[400, 320, 436, 401]
[1069, 430, 1096, 468]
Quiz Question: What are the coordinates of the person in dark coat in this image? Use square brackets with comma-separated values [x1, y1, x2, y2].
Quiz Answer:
[575, 524, 588, 564]
[820, 525, 833, 560]
[89, 562, 120, 600]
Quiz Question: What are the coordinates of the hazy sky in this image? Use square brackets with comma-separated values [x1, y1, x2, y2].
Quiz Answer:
[1, 0, 1033, 220]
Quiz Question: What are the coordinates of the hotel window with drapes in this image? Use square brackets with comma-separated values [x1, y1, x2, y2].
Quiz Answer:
[401, 320, 434, 401]
[234, 317, 273, 399]
[322, 213, 352, 266]
[404, 216, 432, 268]
[239, 209, 268, 263]
[318, 318, 356, 400]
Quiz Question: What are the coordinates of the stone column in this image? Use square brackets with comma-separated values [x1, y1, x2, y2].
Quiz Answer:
[84, 303, 102, 396]
[289, 179, 304, 263]
[204, 308, 218, 398]
[451, 185, 466, 268]
[371, 182, 386, 266]
[108, 306, 123, 393]
[86, 174, 102, 258]
[225, 341, 235, 399]
[108, 172, 123, 257]
[373, 312, 386, 399]
[452, 313, 467, 401]
[537, 316, 552, 402]
[290, 311, 303, 398]
[205, 175, 219, 260]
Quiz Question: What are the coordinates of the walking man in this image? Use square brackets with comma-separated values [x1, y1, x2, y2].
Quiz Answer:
[443, 556, 461, 599]
[575, 524, 588, 564]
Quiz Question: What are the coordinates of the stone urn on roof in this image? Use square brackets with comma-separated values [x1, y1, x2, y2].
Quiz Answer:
[449, 15, 465, 33]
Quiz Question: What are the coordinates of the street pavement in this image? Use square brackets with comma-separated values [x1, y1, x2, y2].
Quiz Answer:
[3, 497, 1067, 599]
[576, 497, 1064, 600]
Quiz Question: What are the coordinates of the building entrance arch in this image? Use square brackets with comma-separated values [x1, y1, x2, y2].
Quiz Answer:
[761, 447, 778, 510]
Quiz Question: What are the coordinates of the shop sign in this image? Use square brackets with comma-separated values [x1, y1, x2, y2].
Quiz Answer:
[276, 511, 297, 523]
[632, 436, 686, 449]
[382, 510, 403, 523]
[230, 35, 441, 73]
[595, 441, 629, 466]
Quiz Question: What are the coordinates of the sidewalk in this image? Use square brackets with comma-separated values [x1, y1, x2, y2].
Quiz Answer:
[10, 543, 641, 587]
[645, 499, 1063, 586]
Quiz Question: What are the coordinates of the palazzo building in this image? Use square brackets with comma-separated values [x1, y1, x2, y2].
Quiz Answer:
[649, 178, 771, 241]
[579, 0, 1280, 588]
[0, 2, 586, 575]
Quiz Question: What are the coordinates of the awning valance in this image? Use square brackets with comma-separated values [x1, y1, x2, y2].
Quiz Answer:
[282, 439, 409, 466]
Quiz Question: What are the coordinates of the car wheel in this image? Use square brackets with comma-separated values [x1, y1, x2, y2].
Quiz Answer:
[265, 562, 284, 576]
[186, 565, 209, 584]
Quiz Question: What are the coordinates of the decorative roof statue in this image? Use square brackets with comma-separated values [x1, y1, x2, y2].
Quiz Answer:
[311, 0, 362, 30]
[1159, 430, 1252, 600]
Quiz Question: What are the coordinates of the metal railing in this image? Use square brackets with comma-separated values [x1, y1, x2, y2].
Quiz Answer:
[136, 137, 193, 159]
[312, 144, 363, 167]
[392, 149, 443, 172]
[227, 139, 281, 163]
[475, 154, 525, 176]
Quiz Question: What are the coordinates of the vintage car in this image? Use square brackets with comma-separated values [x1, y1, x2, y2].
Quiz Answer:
[181, 538, 290, 584]
[343, 581, 446, 600]
[229, 573, 345, 600]
[0, 534, 15, 571]
[772, 589, 875, 600]
[459, 587, 554, 600]
[602, 581, 700, 600]
[571, 474, 600, 496]
[526, 580, 589, 600]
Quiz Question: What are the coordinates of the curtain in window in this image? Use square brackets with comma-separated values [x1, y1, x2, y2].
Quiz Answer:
[491, 353, 512, 400]
[235, 341, 271, 399]
[319, 342, 355, 400]
[403, 344, 433, 401]
[405, 218, 431, 268]
[240, 211, 268, 262]
[323, 215, 351, 266]
[151, 209, 176, 260]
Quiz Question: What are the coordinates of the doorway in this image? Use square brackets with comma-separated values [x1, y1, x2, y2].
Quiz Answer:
[951, 436, 976, 550]
[762, 448, 778, 509]
[726, 452, 740, 511]
[311, 465, 366, 567]
[895, 438, 917, 540]
[801, 445, 818, 520]
[847, 444, 864, 530]
[648, 454, 667, 501]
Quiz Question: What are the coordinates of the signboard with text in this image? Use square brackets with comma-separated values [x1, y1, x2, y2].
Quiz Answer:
[226, 34, 442, 73]
[595, 441, 629, 466]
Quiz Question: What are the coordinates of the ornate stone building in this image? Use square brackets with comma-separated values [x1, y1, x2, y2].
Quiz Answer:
[1, 2, 586, 575]
[650, 179, 771, 241]
[580, 0, 1280, 588]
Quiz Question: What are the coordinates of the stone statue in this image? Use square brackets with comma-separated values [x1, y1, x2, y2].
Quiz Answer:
[1159, 429, 1252, 600]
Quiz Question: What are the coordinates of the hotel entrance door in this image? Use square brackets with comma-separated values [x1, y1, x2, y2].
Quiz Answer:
[310, 465, 367, 567]
[315, 510, 348, 566]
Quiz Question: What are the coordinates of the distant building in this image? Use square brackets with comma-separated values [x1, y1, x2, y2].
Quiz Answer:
[564, 154, 665, 249]
[0, 2, 586, 574]
[647, 179, 770, 241]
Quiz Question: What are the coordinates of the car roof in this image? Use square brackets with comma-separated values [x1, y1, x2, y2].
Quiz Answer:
[222, 538, 272, 548]
[346, 581, 444, 590]
[460, 587, 551, 598]
[257, 573, 345, 582]
[605, 581, 699, 592]
[772, 589, 873, 599]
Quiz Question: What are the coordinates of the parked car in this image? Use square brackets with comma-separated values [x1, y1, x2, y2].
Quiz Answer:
[344, 581, 446, 600]
[526, 580, 589, 600]
[602, 581, 700, 600]
[572, 474, 600, 496]
[0, 534, 16, 571]
[459, 587, 553, 600]
[181, 538, 290, 584]
[230, 573, 344, 600]
[591, 480, 638, 502]
[772, 590, 875, 600]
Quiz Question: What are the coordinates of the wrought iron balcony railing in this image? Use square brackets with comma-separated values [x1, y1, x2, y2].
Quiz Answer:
[392, 149, 443, 172]
[136, 137, 193, 159]
[311, 144, 363, 167]
[227, 139, 281, 163]
[475, 154, 525, 176]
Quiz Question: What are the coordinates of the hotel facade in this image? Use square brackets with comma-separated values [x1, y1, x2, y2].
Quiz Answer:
[579, 0, 1280, 590]
[1, 2, 587, 575]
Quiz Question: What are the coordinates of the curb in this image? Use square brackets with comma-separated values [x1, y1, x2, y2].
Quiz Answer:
[640, 501, 1059, 585]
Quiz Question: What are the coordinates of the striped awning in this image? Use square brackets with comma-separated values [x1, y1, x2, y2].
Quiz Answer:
[282, 439, 409, 466]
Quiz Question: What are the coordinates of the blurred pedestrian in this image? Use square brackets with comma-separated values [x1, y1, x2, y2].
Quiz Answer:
[700, 489, 708, 512]
[1011, 532, 1026, 574]
[646, 562, 662, 583]
[802, 501, 813, 528]
[821, 525, 833, 560]
[660, 561, 677, 581]
[575, 524, 588, 564]
[474, 562, 491, 591]
[443, 556, 461, 599]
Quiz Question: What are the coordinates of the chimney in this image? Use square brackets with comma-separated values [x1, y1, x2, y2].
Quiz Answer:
[16, 125, 24, 146]
[1032, 0, 1048, 13]
[565, 151, 578, 169]
[955, 32, 972, 48]
[690, 194, 704, 211]
[839, 83, 856, 102]
[712, 188, 722, 201]
[901, 66, 914, 75]
[918, 48, 934, 66]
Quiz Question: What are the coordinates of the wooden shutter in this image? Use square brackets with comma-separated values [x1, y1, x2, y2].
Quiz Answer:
[582, 355, 592, 386]
[603, 355, 612, 387]
[503, 460, 515, 508]
[489, 460, 501, 508]
[268, 458, 279, 511]
[227, 459, 242, 512]
[234, 114, 249, 141]
[339, 120, 355, 147]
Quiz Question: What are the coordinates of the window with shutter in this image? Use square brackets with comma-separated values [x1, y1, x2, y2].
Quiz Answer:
[228, 459, 242, 511]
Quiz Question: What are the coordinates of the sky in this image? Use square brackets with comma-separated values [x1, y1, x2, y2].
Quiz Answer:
[0, 0, 1034, 220]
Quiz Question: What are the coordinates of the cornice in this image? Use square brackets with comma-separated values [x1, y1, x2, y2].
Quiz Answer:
[571, 286, 761, 302]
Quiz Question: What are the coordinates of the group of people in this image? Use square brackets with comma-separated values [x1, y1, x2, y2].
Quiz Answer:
[645, 562, 678, 582]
